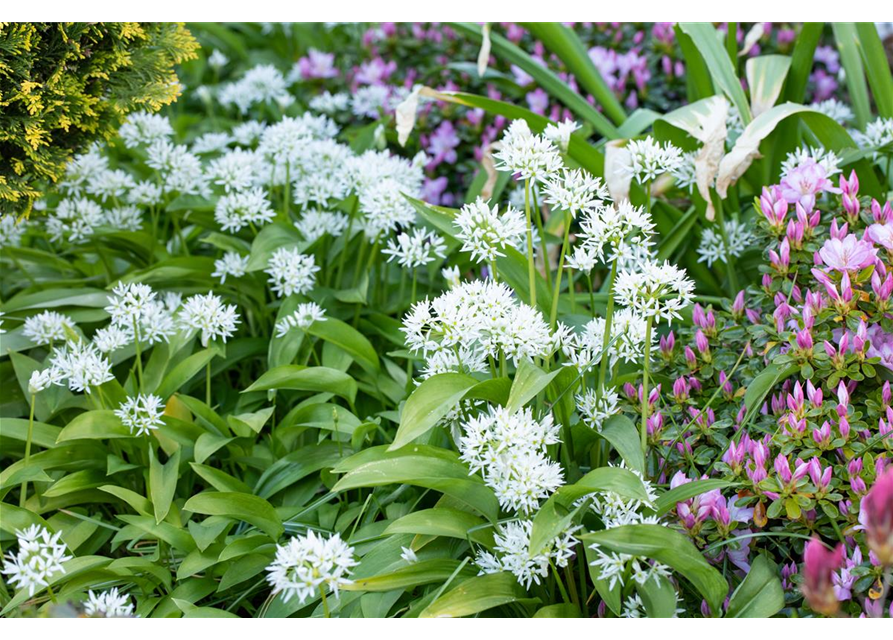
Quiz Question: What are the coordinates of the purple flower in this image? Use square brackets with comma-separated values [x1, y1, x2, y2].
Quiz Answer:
[297, 49, 339, 80]
[818, 235, 878, 273]
[780, 159, 838, 211]
[425, 121, 459, 169]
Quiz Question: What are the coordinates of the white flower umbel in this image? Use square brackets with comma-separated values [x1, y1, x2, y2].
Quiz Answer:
[622, 136, 684, 184]
[494, 119, 562, 183]
[475, 519, 580, 589]
[542, 168, 608, 218]
[614, 260, 695, 324]
[47, 198, 104, 244]
[575, 387, 621, 431]
[671, 151, 698, 193]
[266, 531, 358, 605]
[178, 293, 240, 347]
[441, 266, 461, 288]
[207, 149, 266, 193]
[128, 181, 164, 207]
[275, 303, 326, 337]
[294, 210, 349, 243]
[192, 131, 233, 155]
[212, 252, 250, 284]
[1, 525, 72, 597]
[146, 141, 209, 197]
[214, 187, 276, 233]
[543, 118, 580, 151]
[0, 214, 27, 248]
[28, 368, 64, 395]
[565, 244, 600, 275]
[697, 220, 756, 268]
[50, 340, 114, 393]
[114, 394, 166, 436]
[562, 307, 653, 372]
[86, 169, 135, 202]
[853, 117, 893, 160]
[810, 99, 854, 126]
[23, 311, 75, 346]
[359, 178, 417, 238]
[400, 547, 418, 564]
[310, 91, 351, 115]
[218, 64, 290, 115]
[105, 282, 176, 346]
[351, 85, 390, 119]
[103, 205, 143, 232]
[265, 247, 320, 298]
[232, 121, 268, 146]
[453, 197, 527, 264]
[84, 588, 137, 617]
[118, 112, 174, 149]
[382, 228, 447, 269]
[93, 325, 130, 353]
[577, 200, 655, 265]
[459, 405, 563, 514]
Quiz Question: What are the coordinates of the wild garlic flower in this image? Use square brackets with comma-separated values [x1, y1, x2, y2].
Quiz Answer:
[420, 346, 488, 380]
[275, 303, 326, 337]
[28, 368, 65, 395]
[115, 394, 166, 436]
[614, 260, 695, 324]
[1, 525, 72, 596]
[671, 151, 698, 192]
[810, 99, 854, 126]
[400, 547, 418, 564]
[47, 198, 104, 244]
[453, 197, 527, 264]
[50, 341, 114, 393]
[565, 244, 601, 275]
[577, 200, 655, 264]
[622, 136, 684, 184]
[208, 48, 228, 70]
[543, 118, 580, 151]
[589, 547, 671, 592]
[93, 325, 131, 353]
[265, 247, 320, 298]
[475, 519, 580, 589]
[103, 205, 143, 232]
[118, 112, 174, 148]
[192, 132, 233, 155]
[265, 531, 358, 604]
[402, 280, 554, 371]
[214, 187, 276, 233]
[232, 121, 268, 146]
[588, 463, 659, 528]
[310, 91, 351, 115]
[146, 141, 209, 197]
[459, 405, 563, 514]
[258, 114, 339, 177]
[494, 119, 563, 183]
[561, 307, 653, 372]
[294, 210, 349, 243]
[575, 387, 621, 431]
[84, 588, 137, 617]
[59, 146, 110, 195]
[207, 149, 266, 193]
[128, 181, 164, 207]
[0, 214, 27, 248]
[23, 311, 75, 346]
[359, 178, 417, 238]
[621, 594, 646, 618]
[212, 252, 250, 284]
[178, 293, 240, 347]
[218, 64, 290, 115]
[382, 228, 447, 269]
[853, 117, 893, 159]
[542, 168, 609, 218]
[351, 84, 390, 119]
[105, 282, 176, 345]
[697, 220, 757, 267]
[86, 169, 136, 202]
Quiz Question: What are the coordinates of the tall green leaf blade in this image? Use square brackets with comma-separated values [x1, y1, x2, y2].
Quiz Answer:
[833, 23, 871, 129]
[855, 22, 893, 118]
[183, 492, 283, 539]
[726, 554, 785, 617]
[419, 572, 526, 618]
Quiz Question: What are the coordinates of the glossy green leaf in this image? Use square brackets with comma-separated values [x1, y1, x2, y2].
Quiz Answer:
[726, 554, 785, 618]
[183, 492, 283, 539]
[419, 571, 527, 618]
[244, 365, 357, 404]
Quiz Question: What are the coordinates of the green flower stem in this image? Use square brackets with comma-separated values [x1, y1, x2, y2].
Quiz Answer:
[524, 178, 536, 308]
[335, 197, 359, 289]
[596, 259, 619, 395]
[320, 586, 330, 618]
[283, 163, 291, 219]
[532, 186, 552, 295]
[641, 317, 653, 453]
[568, 268, 576, 315]
[549, 212, 572, 328]
[713, 191, 739, 295]
[133, 317, 144, 393]
[206, 360, 212, 407]
[19, 393, 36, 508]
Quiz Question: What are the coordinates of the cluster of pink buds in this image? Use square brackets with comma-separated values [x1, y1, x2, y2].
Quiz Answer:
[659, 331, 675, 360]
[774, 453, 809, 492]
[862, 468, 893, 565]
[769, 237, 791, 275]
[847, 458, 866, 494]
[839, 170, 860, 223]
[692, 304, 717, 338]
[786, 203, 821, 248]
[802, 538, 845, 616]
[760, 185, 788, 233]
[808, 458, 832, 497]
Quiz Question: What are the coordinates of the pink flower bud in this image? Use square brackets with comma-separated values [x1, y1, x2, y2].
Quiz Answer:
[684, 346, 697, 368]
[802, 538, 845, 616]
[864, 469, 893, 565]
[732, 290, 745, 316]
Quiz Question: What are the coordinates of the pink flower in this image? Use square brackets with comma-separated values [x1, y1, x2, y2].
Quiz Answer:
[869, 222, 893, 251]
[780, 159, 839, 210]
[863, 468, 893, 565]
[801, 538, 845, 616]
[297, 49, 338, 80]
[817, 235, 878, 273]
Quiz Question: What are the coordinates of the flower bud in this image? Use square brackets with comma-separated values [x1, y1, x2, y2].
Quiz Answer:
[801, 538, 845, 616]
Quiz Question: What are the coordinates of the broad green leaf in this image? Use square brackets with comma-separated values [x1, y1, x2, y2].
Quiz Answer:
[244, 365, 357, 405]
[582, 524, 728, 615]
[390, 372, 479, 450]
[190, 463, 252, 494]
[419, 571, 527, 618]
[2, 288, 110, 312]
[384, 508, 495, 549]
[344, 559, 472, 592]
[0, 417, 61, 449]
[43, 469, 107, 498]
[150, 448, 181, 524]
[533, 603, 581, 617]
[600, 414, 645, 474]
[726, 554, 785, 618]
[56, 410, 130, 442]
[307, 317, 380, 373]
[183, 491, 283, 539]
[156, 348, 217, 399]
[742, 362, 799, 427]
[530, 466, 649, 555]
[638, 573, 679, 618]
[652, 479, 736, 517]
[333, 445, 499, 521]
[679, 23, 751, 125]
[506, 358, 562, 413]
[783, 23, 823, 103]
[245, 222, 304, 272]
[253, 442, 345, 499]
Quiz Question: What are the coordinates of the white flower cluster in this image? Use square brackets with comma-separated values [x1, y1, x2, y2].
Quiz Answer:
[614, 260, 695, 324]
[1, 525, 72, 596]
[23, 311, 75, 346]
[622, 136, 684, 184]
[459, 405, 563, 514]
[84, 588, 137, 617]
[215, 187, 276, 233]
[178, 292, 241, 347]
[475, 519, 580, 589]
[275, 302, 326, 337]
[382, 228, 447, 269]
[577, 199, 655, 266]
[119, 112, 174, 148]
[265, 531, 358, 604]
[212, 252, 250, 284]
[542, 168, 609, 218]
[218, 64, 292, 114]
[49, 340, 115, 393]
[294, 210, 349, 243]
[114, 394, 166, 437]
[105, 282, 176, 347]
[810, 99, 854, 125]
[853, 117, 893, 159]
[494, 119, 563, 183]
[575, 387, 621, 431]
[265, 247, 321, 298]
[402, 280, 555, 375]
[558, 307, 653, 372]
[696, 220, 757, 268]
[453, 197, 527, 264]
[0, 214, 27, 248]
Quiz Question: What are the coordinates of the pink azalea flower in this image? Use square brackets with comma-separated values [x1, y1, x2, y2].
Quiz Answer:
[869, 222, 893, 251]
[817, 235, 877, 273]
[780, 159, 838, 210]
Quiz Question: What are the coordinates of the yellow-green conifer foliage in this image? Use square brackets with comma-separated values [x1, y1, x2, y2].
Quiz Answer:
[0, 22, 199, 215]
